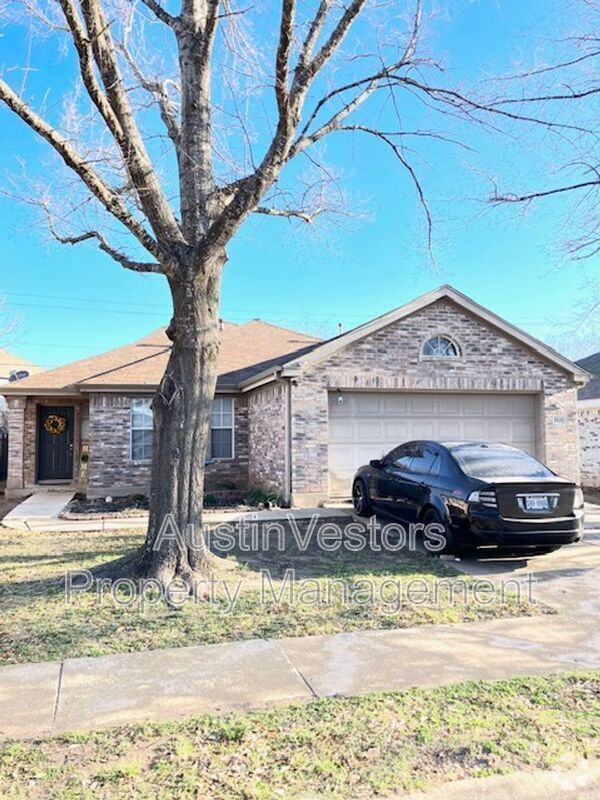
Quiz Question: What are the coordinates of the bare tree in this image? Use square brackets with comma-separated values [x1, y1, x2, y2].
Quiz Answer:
[0, 0, 549, 585]
[488, 2, 600, 247]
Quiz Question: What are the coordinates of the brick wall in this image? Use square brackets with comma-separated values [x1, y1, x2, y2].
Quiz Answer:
[87, 393, 249, 497]
[247, 382, 287, 492]
[289, 298, 581, 502]
[578, 406, 600, 488]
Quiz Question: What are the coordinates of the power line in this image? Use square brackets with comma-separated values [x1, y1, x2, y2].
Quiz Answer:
[6, 290, 170, 310]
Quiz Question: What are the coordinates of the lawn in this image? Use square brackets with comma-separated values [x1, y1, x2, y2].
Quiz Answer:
[1, 673, 598, 799]
[0, 519, 548, 665]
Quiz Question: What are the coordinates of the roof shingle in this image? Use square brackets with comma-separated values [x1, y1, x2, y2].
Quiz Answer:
[577, 351, 600, 400]
[3, 321, 320, 393]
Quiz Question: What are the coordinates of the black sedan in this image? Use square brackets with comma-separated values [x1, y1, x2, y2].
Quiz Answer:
[352, 440, 584, 556]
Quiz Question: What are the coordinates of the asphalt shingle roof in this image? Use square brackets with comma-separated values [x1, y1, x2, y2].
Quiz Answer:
[3, 321, 321, 393]
[577, 351, 600, 400]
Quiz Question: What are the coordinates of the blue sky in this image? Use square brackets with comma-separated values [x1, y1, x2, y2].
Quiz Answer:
[0, 0, 598, 372]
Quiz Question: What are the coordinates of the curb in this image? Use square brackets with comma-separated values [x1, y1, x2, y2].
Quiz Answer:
[399, 760, 600, 799]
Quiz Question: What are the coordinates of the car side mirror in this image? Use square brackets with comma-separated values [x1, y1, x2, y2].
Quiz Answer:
[370, 459, 383, 469]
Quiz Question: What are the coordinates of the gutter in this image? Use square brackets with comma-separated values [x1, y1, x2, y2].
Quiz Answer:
[274, 369, 293, 505]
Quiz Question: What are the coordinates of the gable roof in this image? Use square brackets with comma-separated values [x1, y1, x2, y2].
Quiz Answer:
[576, 351, 600, 401]
[2, 321, 320, 394]
[262, 285, 588, 385]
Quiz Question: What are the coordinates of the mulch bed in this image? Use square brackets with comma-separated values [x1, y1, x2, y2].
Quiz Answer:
[60, 493, 252, 519]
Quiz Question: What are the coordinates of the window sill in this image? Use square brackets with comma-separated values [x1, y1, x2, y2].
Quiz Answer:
[419, 355, 464, 362]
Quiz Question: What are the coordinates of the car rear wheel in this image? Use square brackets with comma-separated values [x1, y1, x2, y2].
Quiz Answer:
[422, 508, 458, 556]
[352, 479, 372, 516]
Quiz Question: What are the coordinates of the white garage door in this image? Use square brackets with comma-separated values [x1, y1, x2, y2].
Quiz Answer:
[328, 392, 538, 497]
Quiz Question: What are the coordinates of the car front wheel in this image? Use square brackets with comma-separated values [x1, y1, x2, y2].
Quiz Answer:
[352, 479, 372, 516]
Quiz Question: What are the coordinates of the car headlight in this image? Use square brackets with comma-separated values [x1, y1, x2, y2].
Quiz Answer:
[574, 487, 584, 509]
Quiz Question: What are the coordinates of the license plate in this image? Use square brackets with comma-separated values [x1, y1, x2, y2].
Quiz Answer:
[524, 495, 549, 511]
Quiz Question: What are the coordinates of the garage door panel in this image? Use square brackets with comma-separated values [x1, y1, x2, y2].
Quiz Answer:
[329, 418, 355, 439]
[437, 396, 460, 414]
[460, 397, 484, 414]
[328, 392, 538, 496]
[384, 421, 410, 439]
[356, 394, 382, 413]
[384, 396, 411, 413]
[412, 420, 437, 438]
[437, 420, 462, 438]
[356, 420, 383, 440]
[461, 420, 487, 439]
[411, 396, 435, 413]
[488, 420, 512, 439]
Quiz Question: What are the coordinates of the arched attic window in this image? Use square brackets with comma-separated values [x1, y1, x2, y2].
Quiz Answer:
[422, 335, 461, 358]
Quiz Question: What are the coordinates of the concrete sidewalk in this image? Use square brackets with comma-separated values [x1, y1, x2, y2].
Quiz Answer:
[2, 609, 600, 741]
[2, 492, 75, 529]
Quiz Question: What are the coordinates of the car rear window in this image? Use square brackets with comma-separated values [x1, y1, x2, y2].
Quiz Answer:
[451, 447, 554, 479]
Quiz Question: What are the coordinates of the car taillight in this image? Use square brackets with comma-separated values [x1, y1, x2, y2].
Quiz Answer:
[468, 489, 498, 509]
[574, 487, 584, 509]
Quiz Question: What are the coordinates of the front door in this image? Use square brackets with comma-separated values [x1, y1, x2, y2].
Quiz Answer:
[37, 406, 74, 481]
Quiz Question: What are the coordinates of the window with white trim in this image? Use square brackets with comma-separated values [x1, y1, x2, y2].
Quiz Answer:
[131, 398, 153, 461]
[422, 335, 460, 358]
[129, 396, 235, 461]
[209, 397, 234, 459]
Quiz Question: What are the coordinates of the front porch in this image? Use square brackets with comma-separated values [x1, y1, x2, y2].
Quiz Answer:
[5, 396, 89, 497]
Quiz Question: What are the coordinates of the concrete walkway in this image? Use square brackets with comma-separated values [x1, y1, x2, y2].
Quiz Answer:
[2, 600, 599, 741]
[1, 499, 352, 532]
[2, 492, 74, 529]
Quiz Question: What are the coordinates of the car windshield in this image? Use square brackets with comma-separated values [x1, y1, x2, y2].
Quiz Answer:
[451, 446, 554, 479]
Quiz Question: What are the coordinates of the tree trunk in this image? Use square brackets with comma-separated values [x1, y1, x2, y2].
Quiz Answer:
[138, 251, 226, 585]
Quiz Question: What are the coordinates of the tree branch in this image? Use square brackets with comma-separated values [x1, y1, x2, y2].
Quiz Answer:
[78, 0, 183, 244]
[51, 228, 163, 272]
[491, 180, 600, 204]
[336, 124, 433, 257]
[0, 76, 162, 260]
[275, 0, 295, 115]
[139, 0, 177, 27]
[254, 205, 314, 223]
[58, 0, 124, 141]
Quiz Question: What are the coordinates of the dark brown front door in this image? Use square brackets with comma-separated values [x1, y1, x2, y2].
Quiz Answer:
[37, 406, 74, 481]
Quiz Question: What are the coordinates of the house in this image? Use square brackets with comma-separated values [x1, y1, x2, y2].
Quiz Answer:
[576, 351, 600, 488]
[2, 285, 588, 504]
[0, 348, 41, 481]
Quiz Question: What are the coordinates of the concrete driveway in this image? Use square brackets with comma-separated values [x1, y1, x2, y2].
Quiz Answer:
[447, 502, 600, 621]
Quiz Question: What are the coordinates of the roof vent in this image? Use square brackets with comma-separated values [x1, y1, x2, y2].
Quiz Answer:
[8, 370, 29, 382]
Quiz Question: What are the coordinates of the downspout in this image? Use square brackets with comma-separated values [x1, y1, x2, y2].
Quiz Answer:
[275, 370, 293, 506]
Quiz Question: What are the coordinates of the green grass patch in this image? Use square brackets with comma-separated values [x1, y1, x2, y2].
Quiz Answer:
[0, 673, 598, 798]
[0, 523, 547, 664]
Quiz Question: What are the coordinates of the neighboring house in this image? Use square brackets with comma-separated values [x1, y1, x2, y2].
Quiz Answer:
[2, 286, 588, 504]
[0, 348, 41, 480]
[576, 351, 600, 488]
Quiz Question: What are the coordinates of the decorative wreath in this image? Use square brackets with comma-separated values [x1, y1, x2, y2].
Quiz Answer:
[44, 414, 67, 435]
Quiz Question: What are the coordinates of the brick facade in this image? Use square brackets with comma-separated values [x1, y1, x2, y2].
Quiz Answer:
[4, 296, 584, 503]
[87, 394, 249, 497]
[289, 299, 581, 504]
[578, 406, 600, 488]
[247, 382, 287, 492]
